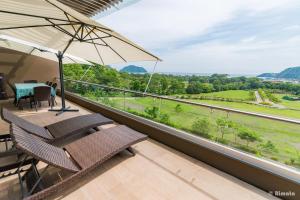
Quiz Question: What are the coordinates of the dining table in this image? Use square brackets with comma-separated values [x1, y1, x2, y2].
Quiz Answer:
[14, 83, 56, 102]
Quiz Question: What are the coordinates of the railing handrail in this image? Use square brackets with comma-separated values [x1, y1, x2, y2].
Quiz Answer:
[63, 78, 300, 125]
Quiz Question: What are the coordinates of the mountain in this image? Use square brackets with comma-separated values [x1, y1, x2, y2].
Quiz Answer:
[277, 67, 300, 79]
[120, 65, 147, 74]
[257, 66, 300, 79]
[257, 73, 278, 78]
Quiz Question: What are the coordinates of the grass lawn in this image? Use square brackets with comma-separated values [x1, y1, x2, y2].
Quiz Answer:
[86, 95, 300, 169]
[190, 99, 300, 120]
[195, 90, 251, 100]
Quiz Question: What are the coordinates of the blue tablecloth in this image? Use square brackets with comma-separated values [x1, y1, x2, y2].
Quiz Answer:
[15, 83, 56, 101]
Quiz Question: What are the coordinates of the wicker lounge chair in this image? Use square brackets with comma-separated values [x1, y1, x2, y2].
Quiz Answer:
[0, 151, 36, 180]
[1, 108, 113, 143]
[11, 124, 147, 199]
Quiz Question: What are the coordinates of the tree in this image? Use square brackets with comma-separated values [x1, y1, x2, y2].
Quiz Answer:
[238, 128, 260, 147]
[227, 120, 239, 143]
[130, 80, 142, 91]
[192, 118, 212, 138]
[168, 79, 185, 94]
[200, 83, 214, 93]
[186, 81, 214, 94]
[186, 81, 202, 94]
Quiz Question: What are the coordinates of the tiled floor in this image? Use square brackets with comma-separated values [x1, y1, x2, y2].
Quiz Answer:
[0, 98, 277, 200]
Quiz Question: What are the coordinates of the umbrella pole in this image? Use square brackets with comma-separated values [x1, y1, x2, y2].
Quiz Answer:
[49, 51, 79, 115]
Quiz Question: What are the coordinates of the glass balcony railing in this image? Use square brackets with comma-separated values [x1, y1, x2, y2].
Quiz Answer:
[64, 79, 300, 170]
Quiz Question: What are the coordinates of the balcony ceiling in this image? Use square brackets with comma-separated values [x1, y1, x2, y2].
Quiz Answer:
[57, 0, 123, 17]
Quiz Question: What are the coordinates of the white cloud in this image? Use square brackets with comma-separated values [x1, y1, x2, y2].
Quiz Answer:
[100, 0, 296, 48]
[159, 36, 300, 74]
[241, 36, 257, 43]
[98, 0, 300, 74]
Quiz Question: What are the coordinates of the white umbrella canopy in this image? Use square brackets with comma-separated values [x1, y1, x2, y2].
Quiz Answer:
[0, 0, 160, 114]
[0, 35, 91, 64]
[0, 0, 160, 64]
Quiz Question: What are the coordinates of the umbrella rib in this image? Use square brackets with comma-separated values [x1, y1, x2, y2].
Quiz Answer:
[80, 25, 84, 40]
[81, 35, 111, 42]
[0, 9, 76, 23]
[82, 27, 96, 40]
[84, 26, 104, 65]
[73, 39, 107, 46]
[0, 23, 79, 31]
[45, 19, 81, 39]
[64, 12, 77, 36]
[62, 24, 83, 55]
[87, 27, 127, 62]
[94, 27, 161, 61]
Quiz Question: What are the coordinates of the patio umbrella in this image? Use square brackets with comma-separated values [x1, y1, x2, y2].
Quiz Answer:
[0, 0, 160, 114]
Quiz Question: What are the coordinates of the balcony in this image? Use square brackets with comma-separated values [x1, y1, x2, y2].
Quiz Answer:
[0, 95, 292, 199]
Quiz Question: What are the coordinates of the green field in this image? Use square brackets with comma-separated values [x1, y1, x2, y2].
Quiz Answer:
[191, 99, 300, 120]
[195, 90, 251, 100]
[81, 94, 300, 169]
[73, 87, 300, 169]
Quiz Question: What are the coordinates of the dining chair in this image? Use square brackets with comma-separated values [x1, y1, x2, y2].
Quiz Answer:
[31, 86, 52, 111]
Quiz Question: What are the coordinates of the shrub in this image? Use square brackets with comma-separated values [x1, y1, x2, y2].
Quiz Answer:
[175, 104, 183, 113]
[259, 102, 272, 106]
[218, 138, 228, 144]
[265, 91, 281, 103]
[100, 96, 116, 107]
[216, 118, 236, 140]
[237, 127, 260, 147]
[216, 118, 228, 139]
[144, 106, 159, 119]
[159, 113, 171, 124]
[259, 140, 278, 153]
[248, 91, 256, 101]
[237, 145, 259, 154]
[191, 118, 212, 139]
[270, 157, 278, 161]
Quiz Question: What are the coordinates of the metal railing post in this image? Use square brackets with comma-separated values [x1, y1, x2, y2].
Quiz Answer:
[123, 91, 126, 110]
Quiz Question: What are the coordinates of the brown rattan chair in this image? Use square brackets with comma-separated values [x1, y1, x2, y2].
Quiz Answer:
[1, 107, 113, 143]
[31, 86, 51, 111]
[24, 80, 38, 83]
[11, 124, 147, 199]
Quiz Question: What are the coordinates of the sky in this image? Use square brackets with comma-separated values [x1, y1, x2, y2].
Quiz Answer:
[98, 0, 300, 75]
